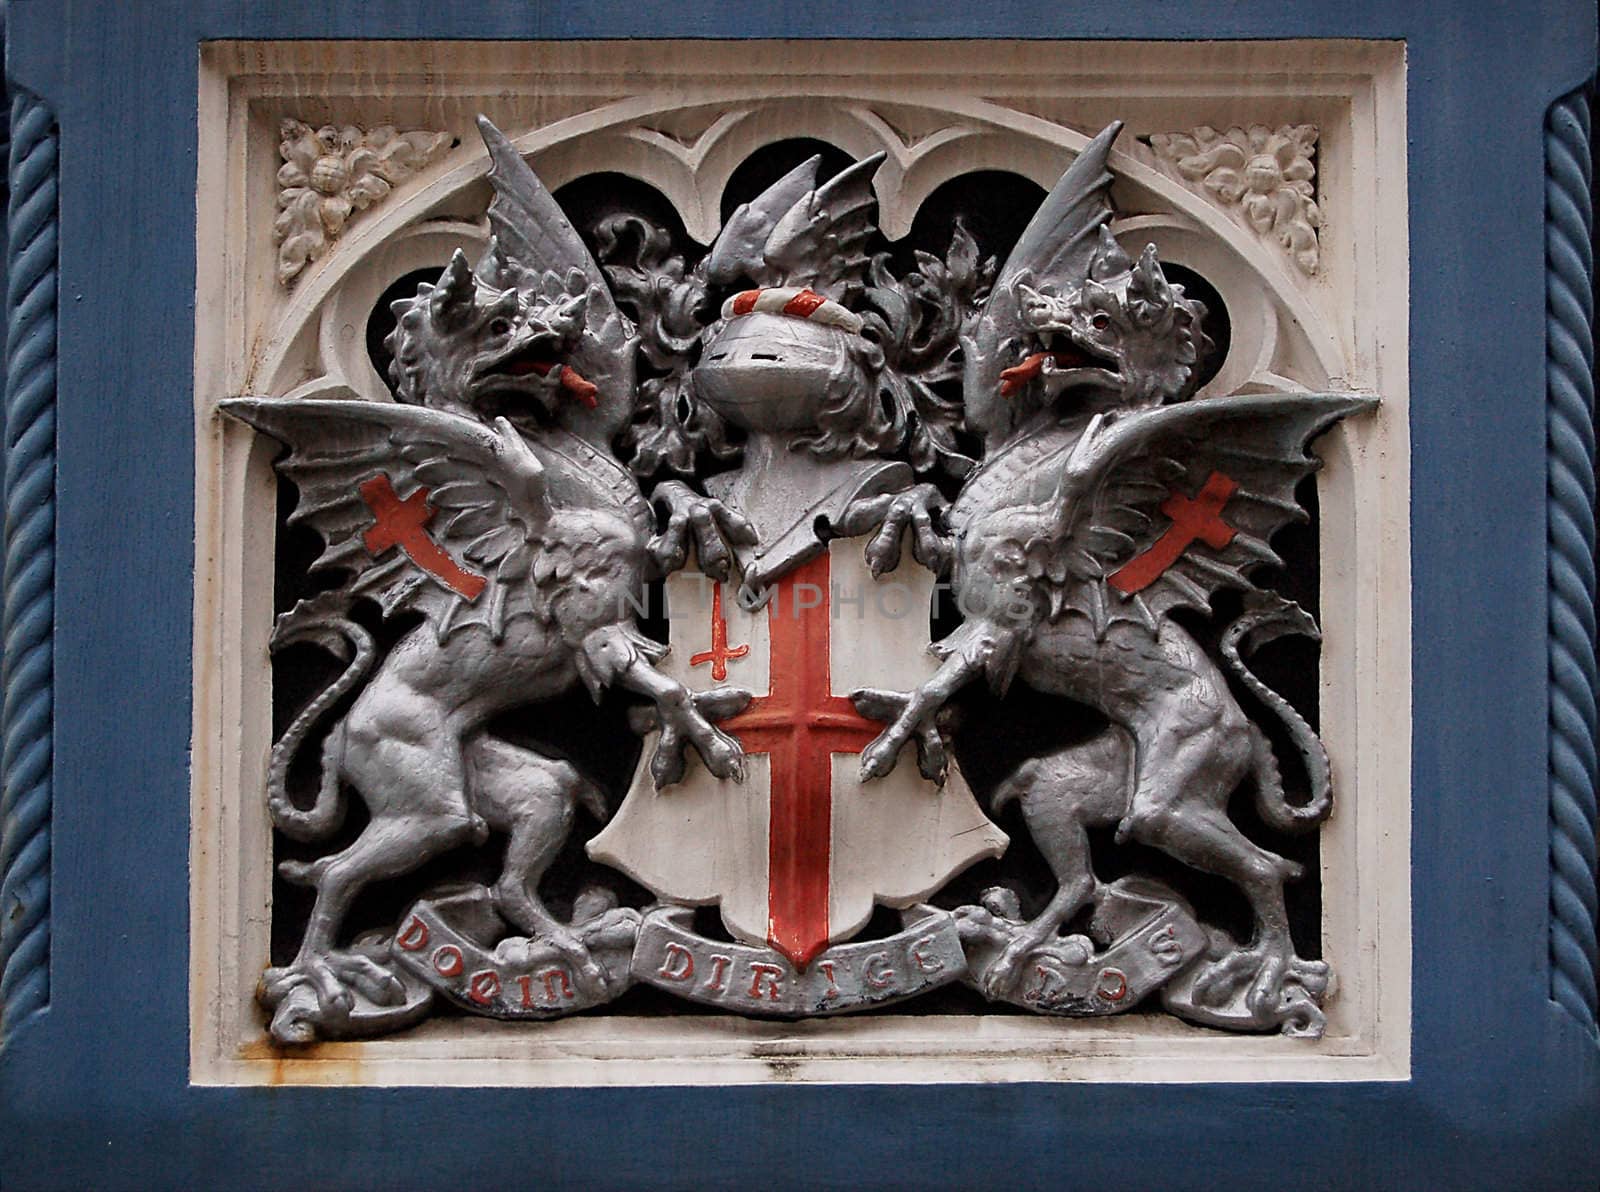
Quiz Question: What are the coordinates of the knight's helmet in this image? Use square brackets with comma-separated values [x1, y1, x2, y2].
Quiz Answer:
[692, 152, 901, 458]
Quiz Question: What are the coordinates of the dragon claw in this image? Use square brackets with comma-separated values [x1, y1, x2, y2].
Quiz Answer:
[834, 484, 951, 577]
[277, 857, 329, 888]
[259, 947, 416, 1043]
[644, 688, 751, 787]
[979, 919, 1072, 998]
[648, 481, 758, 580]
[858, 737, 900, 782]
[1184, 939, 1330, 1036]
[699, 731, 747, 783]
[915, 731, 949, 783]
[327, 951, 406, 1006]
[980, 948, 1026, 999]
[851, 688, 949, 785]
[542, 926, 611, 999]
[695, 687, 753, 721]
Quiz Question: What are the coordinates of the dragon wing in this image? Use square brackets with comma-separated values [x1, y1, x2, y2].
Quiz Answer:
[705, 151, 887, 300]
[962, 121, 1122, 439]
[760, 151, 885, 299]
[221, 396, 554, 642]
[704, 155, 821, 288]
[474, 116, 636, 443]
[1033, 392, 1376, 632]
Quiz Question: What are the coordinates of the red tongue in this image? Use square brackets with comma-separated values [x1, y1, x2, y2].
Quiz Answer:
[558, 366, 599, 409]
[999, 351, 1083, 397]
[999, 352, 1049, 397]
[525, 360, 599, 409]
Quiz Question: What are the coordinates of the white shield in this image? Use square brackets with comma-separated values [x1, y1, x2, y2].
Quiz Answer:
[588, 539, 1007, 967]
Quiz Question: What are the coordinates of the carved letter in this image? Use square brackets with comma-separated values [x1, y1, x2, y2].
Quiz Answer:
[1025, 962, 1065, 1005]
[657, 942, 695, 981]
[395, 915, 429, 952]
[702, 953, 732, 994]
[910, 935, 944, 973]
[747, 962, 784, 1000]
[542, 968, 575, 1001]
[863, 951, 895, 990]
[1148, 924, 1185, 968]
[468, 969, 501, 1006]
[432, 944, 464, 979]
[1096, 967, 1128, 1003]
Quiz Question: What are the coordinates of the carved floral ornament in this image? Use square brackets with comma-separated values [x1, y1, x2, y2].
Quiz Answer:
[224, 105, 1377, 1050]
[274, 119, 453, 285]
[1147, 124, 1322, 274]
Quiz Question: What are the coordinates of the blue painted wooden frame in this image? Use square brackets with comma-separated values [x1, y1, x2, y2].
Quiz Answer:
[1, 2, 1597, 1187]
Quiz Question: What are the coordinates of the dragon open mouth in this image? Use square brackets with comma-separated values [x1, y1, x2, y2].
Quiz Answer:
[999, 332, 1117, 397]
[480, 342, 599, 409]
[496, 344, 562, 377]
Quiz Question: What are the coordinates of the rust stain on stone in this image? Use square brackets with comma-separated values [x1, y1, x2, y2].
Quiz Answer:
[239, 1037, 368, 1086]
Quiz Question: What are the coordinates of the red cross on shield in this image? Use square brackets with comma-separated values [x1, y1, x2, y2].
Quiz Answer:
[589, 539, 1007, 966]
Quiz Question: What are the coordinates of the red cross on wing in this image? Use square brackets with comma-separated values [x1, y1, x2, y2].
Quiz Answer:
[1027, 393, 1376, 635]
[358, 473, 488, 601]
[220, 398, 560, 642]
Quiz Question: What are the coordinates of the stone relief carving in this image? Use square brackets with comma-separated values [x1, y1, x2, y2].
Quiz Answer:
[228, 114, 1374, 1045]
[1148, 124, 1322, 274]
[274, 119, 453, 285]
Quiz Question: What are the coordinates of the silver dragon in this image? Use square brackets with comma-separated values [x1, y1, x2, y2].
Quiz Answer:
[850, 122, 1374, 1035]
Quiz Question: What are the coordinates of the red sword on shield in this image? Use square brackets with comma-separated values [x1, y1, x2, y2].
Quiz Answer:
[690, 582, 750, 680]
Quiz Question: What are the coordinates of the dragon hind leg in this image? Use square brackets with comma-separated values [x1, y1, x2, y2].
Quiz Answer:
[262, 807, 481, 1043]
[1118, 688, 1323, 1033]
[293, 810, 483, 961]
[979, 731, 1130, 997]
[467, 735, 614, 997]
[263, 705, 488, 1042]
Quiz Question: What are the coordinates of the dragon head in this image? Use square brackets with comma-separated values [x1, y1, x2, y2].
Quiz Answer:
[1003, 228, 1211, 412]
[386, 248, 601, 424]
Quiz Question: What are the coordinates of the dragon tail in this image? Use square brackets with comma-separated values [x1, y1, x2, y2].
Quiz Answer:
[1219, 593, 1332, 834]
[265, 594, 376, 842]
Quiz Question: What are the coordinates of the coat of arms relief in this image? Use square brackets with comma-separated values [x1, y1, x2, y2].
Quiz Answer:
[219, 85, 1381, 1051]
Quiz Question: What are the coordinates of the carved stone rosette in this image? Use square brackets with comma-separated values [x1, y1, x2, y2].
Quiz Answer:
[274, 119, 452, 285]
[1148, 124, 1322, 274]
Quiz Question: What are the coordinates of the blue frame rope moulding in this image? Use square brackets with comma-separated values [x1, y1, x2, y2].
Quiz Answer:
[1, 2, 1597, 1188]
